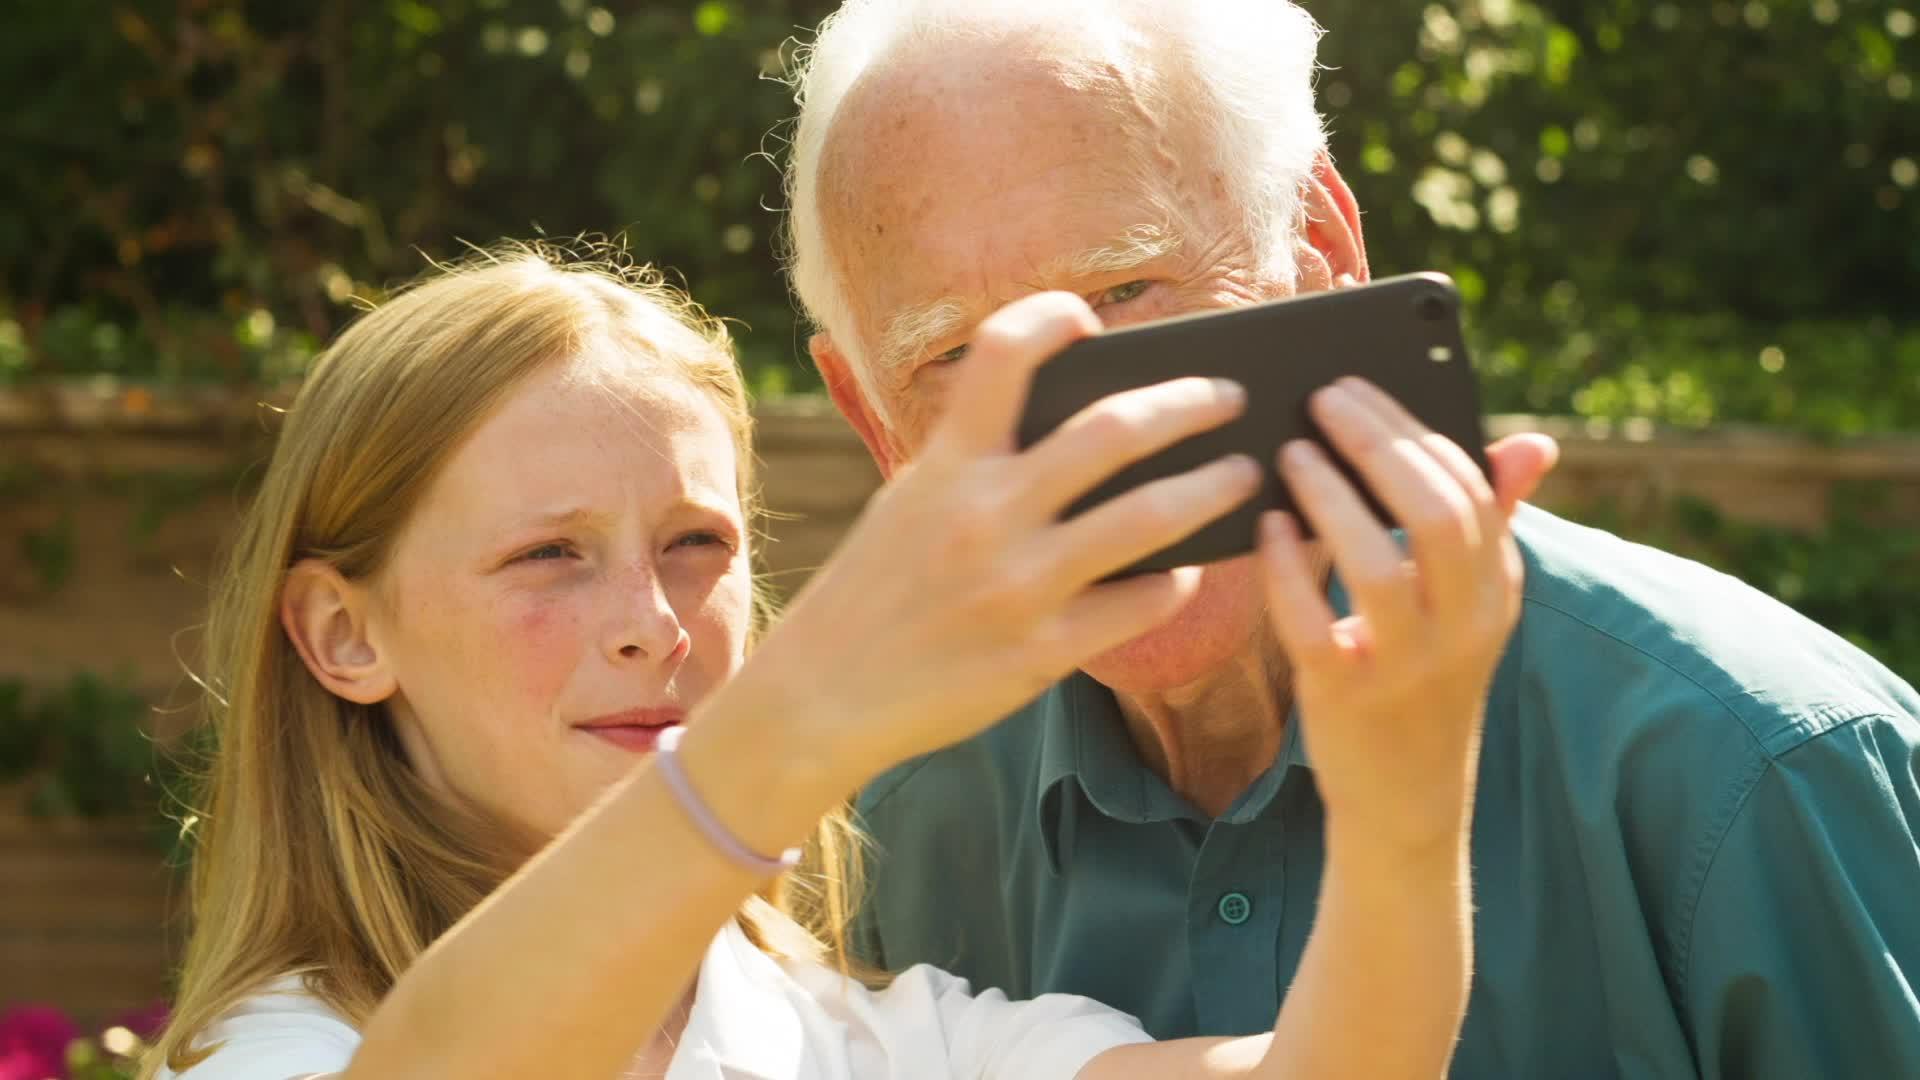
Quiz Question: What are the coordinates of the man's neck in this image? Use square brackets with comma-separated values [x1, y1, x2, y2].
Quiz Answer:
[1112, 623, 1293, 820]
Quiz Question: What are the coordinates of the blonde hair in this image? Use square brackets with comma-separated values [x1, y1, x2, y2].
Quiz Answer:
[145, 242, 869, 1077]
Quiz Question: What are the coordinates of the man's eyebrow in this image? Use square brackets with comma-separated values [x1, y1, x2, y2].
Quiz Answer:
[870, 223, 1184, 374]
[874, 296, 967, 376]
[1045, 222, 1185, 279]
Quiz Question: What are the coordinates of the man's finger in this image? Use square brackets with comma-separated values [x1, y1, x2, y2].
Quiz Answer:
[1259, 510, 1342, 667]
[1308, 381, 1480, 566]
[1279, 438, 1421, 640]
[1486, 433, 1560, 517]
[1046, 567, 1204, 670]
[1336, 377, 1497, 509]
[1324, 377, 1503, 615]
[1020, 375, 1245, 519]
[927, 292, 1101, 456]
[1041, 453, 1261, 594]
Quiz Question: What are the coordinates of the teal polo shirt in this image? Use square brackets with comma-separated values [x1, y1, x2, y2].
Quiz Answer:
[851, 506, 1920, 1077]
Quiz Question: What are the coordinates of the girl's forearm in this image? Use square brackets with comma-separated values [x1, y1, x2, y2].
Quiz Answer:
[344, 673, 852, 1079]
[1256, 826, 1474, 1079]
[1082, 824, 1473, 1080]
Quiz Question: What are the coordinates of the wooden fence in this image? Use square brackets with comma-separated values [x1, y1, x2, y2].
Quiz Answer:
[2, 384, 1917, 1019]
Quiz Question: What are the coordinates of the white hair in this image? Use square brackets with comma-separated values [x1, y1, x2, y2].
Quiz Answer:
[780, 0, 1328, 410]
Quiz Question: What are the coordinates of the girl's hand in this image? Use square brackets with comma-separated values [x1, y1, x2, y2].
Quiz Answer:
[744, 291, 1261, 783]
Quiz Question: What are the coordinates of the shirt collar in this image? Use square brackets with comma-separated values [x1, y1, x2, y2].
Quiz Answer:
[1036, 672, 1315, 873]
[671, 920, 809, 1080]
[1050, 672, 1197, 823]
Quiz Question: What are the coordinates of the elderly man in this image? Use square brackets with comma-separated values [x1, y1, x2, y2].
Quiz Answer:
[779, 0, 1920, 1075]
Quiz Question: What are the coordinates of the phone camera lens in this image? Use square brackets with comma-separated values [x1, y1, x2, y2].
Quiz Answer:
[1414, 291, 1451, 322]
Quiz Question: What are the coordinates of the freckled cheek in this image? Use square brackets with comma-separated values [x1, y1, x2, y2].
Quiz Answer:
[674, 566, 754, 691]
[495, 597, 589, 711]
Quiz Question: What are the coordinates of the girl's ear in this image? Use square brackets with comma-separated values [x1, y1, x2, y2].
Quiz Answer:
[281, 559, 398, 705]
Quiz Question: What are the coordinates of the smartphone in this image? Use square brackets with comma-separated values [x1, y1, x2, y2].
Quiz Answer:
[1014, 272, 1491, 577]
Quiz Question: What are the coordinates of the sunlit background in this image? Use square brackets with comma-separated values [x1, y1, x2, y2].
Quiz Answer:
[1, 1, 1916, 1073]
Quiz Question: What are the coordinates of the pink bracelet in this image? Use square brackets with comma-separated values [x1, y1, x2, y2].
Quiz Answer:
[654, 725, 802, 876]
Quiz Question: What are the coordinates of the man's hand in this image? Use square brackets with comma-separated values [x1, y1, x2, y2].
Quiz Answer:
[1259, 377, 1554, 858]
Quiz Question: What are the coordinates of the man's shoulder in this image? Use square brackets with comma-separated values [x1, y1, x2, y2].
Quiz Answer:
[1509, 506, 1917, 759]
[1493, 509, 1920, 1006]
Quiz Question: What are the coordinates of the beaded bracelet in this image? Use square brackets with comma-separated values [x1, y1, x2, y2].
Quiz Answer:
[654, 725, 802, 875]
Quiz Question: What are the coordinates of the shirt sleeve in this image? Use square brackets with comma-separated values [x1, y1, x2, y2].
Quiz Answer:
[883, 962, 1152, 1080]
[1683, 712, 1920, 1077]
[155, 990, 360, 1080]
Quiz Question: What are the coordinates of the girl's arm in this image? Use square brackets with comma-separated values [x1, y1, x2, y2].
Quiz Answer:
[342, 673, 851, 1080]
[334, 292, 1258, 1079]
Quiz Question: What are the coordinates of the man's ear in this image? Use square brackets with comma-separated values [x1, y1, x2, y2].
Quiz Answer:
[281, 559, 398, 706]
[810, 332, 902, 479]
[1300, 150, 1370, 287]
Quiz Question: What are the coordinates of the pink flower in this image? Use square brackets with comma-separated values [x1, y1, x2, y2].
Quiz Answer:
[0, 1003, 78, 1080]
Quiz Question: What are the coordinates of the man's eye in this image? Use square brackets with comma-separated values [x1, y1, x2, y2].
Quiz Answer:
[929, 344, 970, 366]
[516, 542, 574, 563]
[1096, 280, 1151, 306]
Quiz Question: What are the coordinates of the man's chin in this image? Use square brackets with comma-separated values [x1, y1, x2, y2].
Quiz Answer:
[1080, 557, 1266, 696]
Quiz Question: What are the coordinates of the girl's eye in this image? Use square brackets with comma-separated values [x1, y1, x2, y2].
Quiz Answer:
[670, 531, 728, 552]
[517, 542, 574, 563]
[1096, 280, 1151, 306]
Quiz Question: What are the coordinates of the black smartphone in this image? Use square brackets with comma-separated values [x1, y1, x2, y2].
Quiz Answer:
[1014, 272, 1491, 577]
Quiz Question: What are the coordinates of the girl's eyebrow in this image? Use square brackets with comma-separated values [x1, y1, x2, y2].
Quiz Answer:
[504, 506, 613, 532]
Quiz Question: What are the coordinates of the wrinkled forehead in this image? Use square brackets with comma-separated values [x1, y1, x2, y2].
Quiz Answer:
[815, 35, 1202, 349]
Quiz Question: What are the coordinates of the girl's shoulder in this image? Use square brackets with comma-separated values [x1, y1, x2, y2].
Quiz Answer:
[155, 975, 360, 1080]
[721, 924, 1148, 1078]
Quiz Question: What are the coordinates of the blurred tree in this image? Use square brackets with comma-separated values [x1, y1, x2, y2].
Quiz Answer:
[1313, 0, 1920, 434]
[0, 0, 837, 390]
[0, 0, 1915, 423]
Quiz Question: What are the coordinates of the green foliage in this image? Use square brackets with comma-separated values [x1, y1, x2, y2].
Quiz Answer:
[20, 511, 75, 594]
[1309, 0, 1920, 435]
[0, 0, 839, 389]
[1582, 485, 1920, 682]
[0, 672, 176, 825]
[1, 0, 1913, 425]
[102, 465, 251, 554]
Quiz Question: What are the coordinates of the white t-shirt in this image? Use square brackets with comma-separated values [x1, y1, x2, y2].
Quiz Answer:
[158, 920, 1149, 1079]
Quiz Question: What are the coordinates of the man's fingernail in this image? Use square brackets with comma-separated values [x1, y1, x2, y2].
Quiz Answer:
[1211, 378, 1246, 405]
[1261, 510, 1288, 543]
[1314, 383, 1354, 414]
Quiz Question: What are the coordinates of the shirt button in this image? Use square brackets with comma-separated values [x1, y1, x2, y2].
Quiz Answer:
[1217, 891, 1253, 926]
